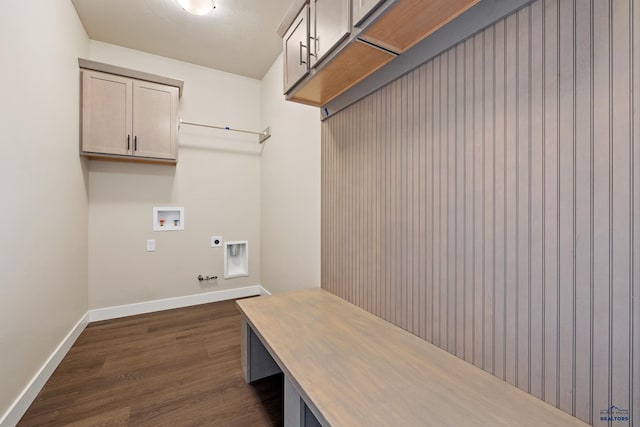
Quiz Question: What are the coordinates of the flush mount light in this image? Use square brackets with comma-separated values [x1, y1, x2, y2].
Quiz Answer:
[176, 0, 215, 15]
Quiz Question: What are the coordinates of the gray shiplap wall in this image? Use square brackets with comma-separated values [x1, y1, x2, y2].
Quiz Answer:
[321, 0, 640, 425]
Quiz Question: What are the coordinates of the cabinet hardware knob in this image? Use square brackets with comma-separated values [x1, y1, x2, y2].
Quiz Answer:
[127, 134, 131, 150]
[134, 135, 137, 151]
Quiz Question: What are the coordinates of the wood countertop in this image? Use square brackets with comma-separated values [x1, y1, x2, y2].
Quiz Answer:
[236, 288, 589, 427]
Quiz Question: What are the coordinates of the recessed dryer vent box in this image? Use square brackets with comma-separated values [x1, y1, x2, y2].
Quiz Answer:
[224, 240, 248, 279]
[153, 207, 184, 231]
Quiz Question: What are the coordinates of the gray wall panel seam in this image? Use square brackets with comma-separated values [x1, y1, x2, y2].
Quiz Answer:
[589, 0, 594, 421]
[629, 0, 635, 424]
[528, 3, 533, 396]
[608, 0, 614, 422]
[493, 24, 498, 376]
[515, 9, 521, 388]
[541, 0, 547, 402]
[556, 0, 561, 409]
[503, 17, 509, 382]
[482, 28, 487, 370]
[572, 0, 577, 417]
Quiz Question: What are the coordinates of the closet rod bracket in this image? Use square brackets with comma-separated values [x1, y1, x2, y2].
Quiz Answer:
[258, 127, 271, 144]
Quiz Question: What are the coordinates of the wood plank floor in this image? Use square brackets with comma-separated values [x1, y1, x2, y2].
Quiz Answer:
[18, 299, 283, 426]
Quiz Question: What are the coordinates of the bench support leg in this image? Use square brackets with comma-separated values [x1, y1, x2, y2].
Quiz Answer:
[284, 376, 322, 427]
[241, 316, 322, 426]
[241, 316, 281, 383]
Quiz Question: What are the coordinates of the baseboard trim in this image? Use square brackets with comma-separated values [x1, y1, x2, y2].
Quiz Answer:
[89, 285, 269, 322]
[259, 286, 271, 296]
[1, 312, 90, 427]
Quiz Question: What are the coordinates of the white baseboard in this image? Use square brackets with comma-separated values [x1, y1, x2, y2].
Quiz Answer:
[259, 286, 271, 296]
[89, 285, 268, 322]
[1, 312, 90, 427]
[0, 285, 271, 427]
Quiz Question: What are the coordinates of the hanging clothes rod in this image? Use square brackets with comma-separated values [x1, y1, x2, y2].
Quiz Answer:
[179, 118, 271, 144]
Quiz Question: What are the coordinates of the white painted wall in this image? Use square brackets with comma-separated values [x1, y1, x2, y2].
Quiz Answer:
[260, 54, 321, 294]
[87, 41, 263, 309]
[0, 14, 321, 422]
[0, 0, 89, 420]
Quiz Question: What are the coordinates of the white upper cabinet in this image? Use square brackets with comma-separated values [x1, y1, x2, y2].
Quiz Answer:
[283, 5, 310, 93]
[82, 71, 133, 157]
[352, 0, 385, 27]
[80, 63, 181, 164]
[132, 80, 178, 160]
[309, 0, 350, 67]
[278, 0, 480, 107]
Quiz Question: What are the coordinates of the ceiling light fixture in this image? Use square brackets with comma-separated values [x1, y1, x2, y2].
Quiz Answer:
[176, 0, 216, 16]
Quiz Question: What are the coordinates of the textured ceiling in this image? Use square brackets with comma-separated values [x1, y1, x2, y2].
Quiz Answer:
[71, 0, 292, 79]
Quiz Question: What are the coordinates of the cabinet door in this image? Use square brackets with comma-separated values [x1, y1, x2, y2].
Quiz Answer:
[283, 5, 309, 94]
[132, 80, 178, 160]
[310, 0, 350, 67]
[352, 0, 386, 27]
[82, 70, 132, 156]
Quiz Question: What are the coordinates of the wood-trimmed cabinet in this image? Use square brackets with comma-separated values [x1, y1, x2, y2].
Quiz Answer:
[279, 0, 480, 108]
[352, 0, 385, 28]
[79, 60, 182, 164]
[283, 0, 351, 93]
[283, 5, 310, 93]
[309, 0, 351, 67]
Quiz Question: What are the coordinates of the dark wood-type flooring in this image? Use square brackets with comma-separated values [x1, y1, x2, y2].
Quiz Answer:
[18, 299, 283, 426]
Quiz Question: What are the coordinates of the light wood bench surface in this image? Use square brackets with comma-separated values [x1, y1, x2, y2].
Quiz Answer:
[236, 288, 589, 427]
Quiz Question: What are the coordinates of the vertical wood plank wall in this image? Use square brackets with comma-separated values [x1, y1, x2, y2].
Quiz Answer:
[321, 0, 640, 425]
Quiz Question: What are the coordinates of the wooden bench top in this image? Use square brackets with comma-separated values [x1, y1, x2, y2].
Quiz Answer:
[236, 288, 589, 427]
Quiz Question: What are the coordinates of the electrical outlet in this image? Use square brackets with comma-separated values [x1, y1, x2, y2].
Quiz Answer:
[211, 236, 222, 248]
[147, 239, 156, 252]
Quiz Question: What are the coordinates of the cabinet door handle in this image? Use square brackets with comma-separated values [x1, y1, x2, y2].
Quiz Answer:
[309, 36, 317, 58]
[134, 135, 137, 151]
[127, 135, 131, 150]
[299, 41, 307, 65]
